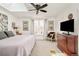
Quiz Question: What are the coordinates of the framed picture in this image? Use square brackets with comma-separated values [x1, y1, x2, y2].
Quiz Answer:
[48, 21, 54, 31]
[0, 13, 8, 31]
[12, 22, 15, 28]
[23, 21, 29, 31]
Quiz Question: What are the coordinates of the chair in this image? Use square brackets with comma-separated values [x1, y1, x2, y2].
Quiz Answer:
[47, 32, 55, 41]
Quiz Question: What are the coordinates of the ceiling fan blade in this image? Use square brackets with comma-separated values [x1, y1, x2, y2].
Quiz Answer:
[31, 3, 36, 9]
[29, 9, 36, 11]
[40, 10, 47, 13]
[39, 4, 48, 9]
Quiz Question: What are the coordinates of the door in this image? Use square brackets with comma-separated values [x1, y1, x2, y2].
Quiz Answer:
[34, 20, 45, 39]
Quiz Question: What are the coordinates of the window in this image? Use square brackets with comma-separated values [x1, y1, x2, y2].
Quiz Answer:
[34, 20, 44, 35]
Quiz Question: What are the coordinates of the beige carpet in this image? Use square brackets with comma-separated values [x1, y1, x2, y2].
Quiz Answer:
[31, 40, 62, 56]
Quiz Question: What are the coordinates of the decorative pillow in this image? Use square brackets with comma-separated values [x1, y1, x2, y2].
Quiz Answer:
[4, 31, 15, 37]
[0, 31, 7, 40]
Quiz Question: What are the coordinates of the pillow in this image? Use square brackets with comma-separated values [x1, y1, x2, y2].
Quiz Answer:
[4, 31, 15, 37]
[0, 31, 7, 40]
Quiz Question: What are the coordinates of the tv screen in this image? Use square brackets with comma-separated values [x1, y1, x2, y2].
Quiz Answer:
[60, 19, 74, 32]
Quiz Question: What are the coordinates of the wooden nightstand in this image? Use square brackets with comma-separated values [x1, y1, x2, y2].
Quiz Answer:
[16, 31, 22, 35]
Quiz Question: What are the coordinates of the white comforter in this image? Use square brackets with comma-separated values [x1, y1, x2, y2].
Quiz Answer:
[0, 34, 35, 56]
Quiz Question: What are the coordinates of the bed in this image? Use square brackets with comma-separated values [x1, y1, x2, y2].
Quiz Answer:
[0, 34, 35, 56]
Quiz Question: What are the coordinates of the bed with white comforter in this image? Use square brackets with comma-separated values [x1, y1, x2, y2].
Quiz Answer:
[0, 34, 35, 56]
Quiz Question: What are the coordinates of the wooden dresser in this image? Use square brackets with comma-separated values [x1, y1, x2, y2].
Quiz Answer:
[57, 34, 78, 56]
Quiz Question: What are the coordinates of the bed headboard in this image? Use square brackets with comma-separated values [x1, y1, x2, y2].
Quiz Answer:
[0, 13, 8, 31]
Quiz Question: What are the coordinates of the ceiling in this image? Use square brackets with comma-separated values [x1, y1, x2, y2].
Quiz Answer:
[0, 3, 71, 19]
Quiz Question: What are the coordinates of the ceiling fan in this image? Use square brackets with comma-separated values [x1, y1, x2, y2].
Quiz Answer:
[29, 3, 48, 14]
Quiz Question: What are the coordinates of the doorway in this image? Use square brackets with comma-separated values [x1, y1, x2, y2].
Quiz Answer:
[34, 20, 45, 40]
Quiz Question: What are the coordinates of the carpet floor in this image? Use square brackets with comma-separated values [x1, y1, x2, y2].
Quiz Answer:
[31, 40, 62, 56]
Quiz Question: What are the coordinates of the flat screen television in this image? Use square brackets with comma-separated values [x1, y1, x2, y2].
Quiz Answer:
[60, 19, 74, 34]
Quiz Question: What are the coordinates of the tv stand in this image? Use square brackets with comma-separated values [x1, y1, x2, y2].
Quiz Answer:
[57, 34, 78, 56]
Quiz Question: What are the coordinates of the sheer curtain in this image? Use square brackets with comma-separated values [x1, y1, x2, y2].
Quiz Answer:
[34, 20, 44, 36]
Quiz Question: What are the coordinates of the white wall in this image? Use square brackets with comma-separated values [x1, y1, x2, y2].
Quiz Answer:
[14, 18, 34, 34]
[0, 6, 17, 31]
[55, 4, 78, 35]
